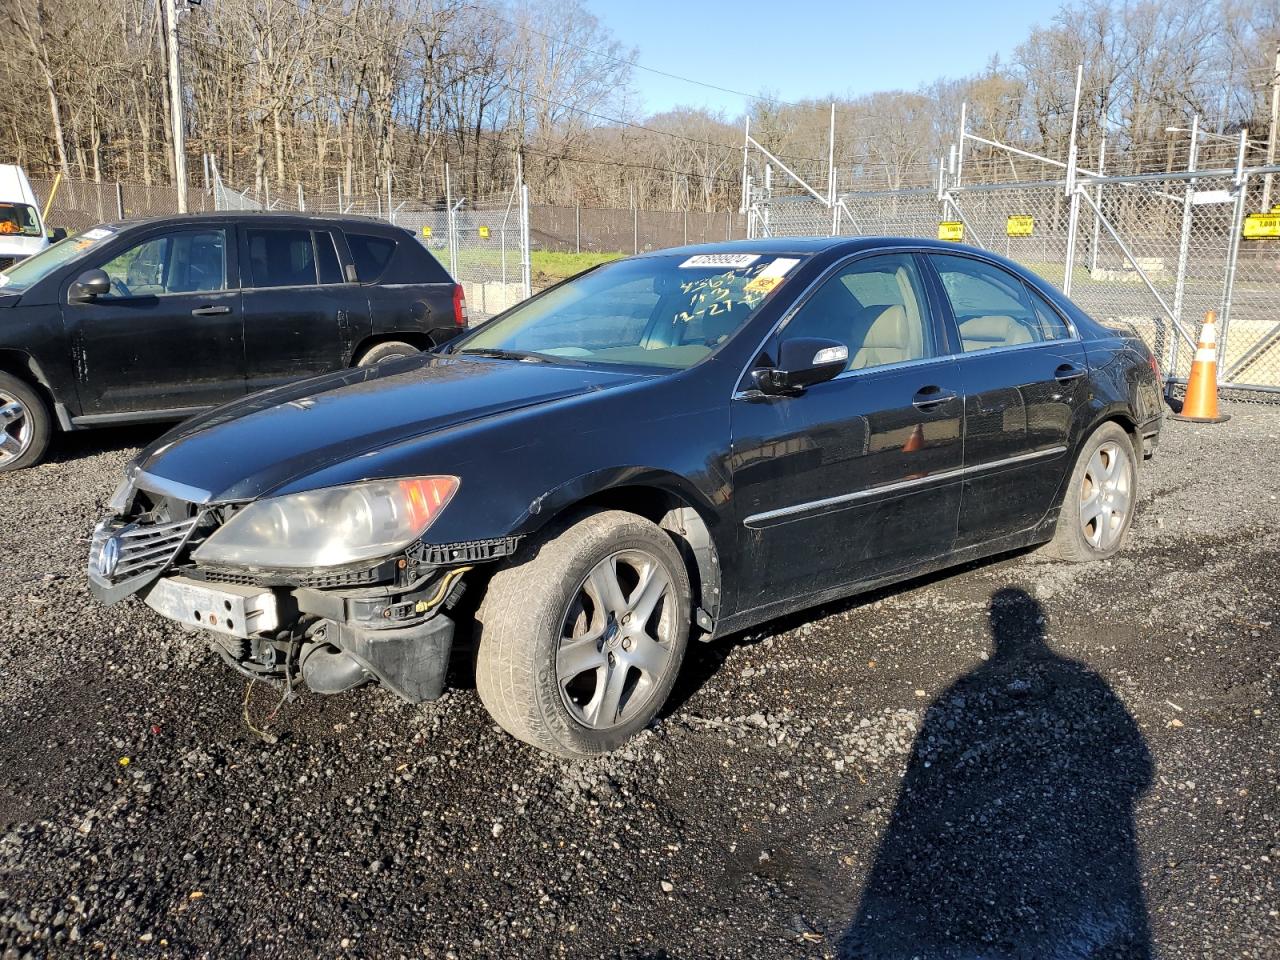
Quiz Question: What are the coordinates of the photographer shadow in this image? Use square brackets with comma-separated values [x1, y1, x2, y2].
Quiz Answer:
[841, 587, 1155, 959]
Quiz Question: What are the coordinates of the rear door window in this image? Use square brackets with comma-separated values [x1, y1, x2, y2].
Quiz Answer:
[245, 228, 319, 289]
[346, 233, 396, 283]
[929, 255, 1047, 352]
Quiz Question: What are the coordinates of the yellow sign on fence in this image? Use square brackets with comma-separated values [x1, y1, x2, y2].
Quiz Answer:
[478, 225, 491, 239]
[1243, 213, 1280, 240]
[420, 225, 433, 238]
[1006, 215, 1034, 237]
[938, 221, 964, 242]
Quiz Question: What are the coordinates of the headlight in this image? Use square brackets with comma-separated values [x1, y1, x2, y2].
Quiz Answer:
[193, 476, 458, 569]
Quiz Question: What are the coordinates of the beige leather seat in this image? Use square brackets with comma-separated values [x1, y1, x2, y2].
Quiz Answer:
[849, 269, 926, 369]
[959, 315, 1034, 351]
[850, 305, 914, 368]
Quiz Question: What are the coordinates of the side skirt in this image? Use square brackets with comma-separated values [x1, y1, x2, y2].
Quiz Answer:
[709, 521, 1056, 642]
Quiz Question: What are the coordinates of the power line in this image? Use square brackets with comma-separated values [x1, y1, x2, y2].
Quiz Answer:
[484, 10, 799, 109]
[175, 39, 744, 189]
[253, 0, 748, 158]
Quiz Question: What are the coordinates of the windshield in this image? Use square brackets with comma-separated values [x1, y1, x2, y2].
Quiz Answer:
[0, 202, 41, 238]
[456, 252, 806, 370]
[0, 225, 117, 292]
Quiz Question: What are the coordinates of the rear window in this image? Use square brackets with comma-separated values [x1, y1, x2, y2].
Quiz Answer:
[346, 233, 396, 283]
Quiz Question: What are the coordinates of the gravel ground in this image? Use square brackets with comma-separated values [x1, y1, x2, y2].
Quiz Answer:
[0, 403, 1277, 959]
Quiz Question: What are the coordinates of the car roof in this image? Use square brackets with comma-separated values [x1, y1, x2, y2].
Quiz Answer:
[98, 210, 404, 232]
[0, 165, 39, 208]
[634, 236, 992, 259]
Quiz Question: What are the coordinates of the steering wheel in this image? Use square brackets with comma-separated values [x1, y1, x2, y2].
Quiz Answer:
[109, 277, 131, 298]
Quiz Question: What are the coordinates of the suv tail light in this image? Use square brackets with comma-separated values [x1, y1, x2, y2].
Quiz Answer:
[452, 284, 469, 328]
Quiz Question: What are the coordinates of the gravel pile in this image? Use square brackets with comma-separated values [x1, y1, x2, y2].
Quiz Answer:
[0, 407, 1277, 958]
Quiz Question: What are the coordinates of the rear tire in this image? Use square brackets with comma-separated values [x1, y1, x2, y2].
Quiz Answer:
[1042, 421, 1138, 562]
[475, 510, 692, 757]
[356, 340, 420, 366]
[0, 372, 51, 472]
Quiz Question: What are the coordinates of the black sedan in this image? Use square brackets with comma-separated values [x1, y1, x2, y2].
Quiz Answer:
[88, 238, 1163, 757]
[0, 212, 466, 470]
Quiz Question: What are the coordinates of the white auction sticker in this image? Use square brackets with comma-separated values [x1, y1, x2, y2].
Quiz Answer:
[756, 257, 799, 278]
[81, 228, 115, 241]
[678, 254, 760, 269]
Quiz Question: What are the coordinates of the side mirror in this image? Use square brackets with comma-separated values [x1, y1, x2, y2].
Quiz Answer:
[69, 268, 111, 302]
[753, 337, 848, 395]
[48, 227, 67, 243]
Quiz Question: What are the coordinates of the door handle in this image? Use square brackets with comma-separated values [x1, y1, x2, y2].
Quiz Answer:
[1054, 363, 1086, 383]
[912, 385, 958, 410]
[192, 305, 231, 316]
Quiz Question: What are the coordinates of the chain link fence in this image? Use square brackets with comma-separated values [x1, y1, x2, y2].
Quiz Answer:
[28, 174, 755, 321]
[751, 166, 1280, 395]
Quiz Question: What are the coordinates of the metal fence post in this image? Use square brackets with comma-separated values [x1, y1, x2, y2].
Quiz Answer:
[1217, 139, 1250, 377]
[683, 209, 688, 246]
[1089, 135, 1105, 273]
[115, 182, 124, 220]
[633, 205, 639, 255]
[1170, 117, 1200, 378]
[520, 183, 532, 299]
[575, 204, 581, 254]
[445, 162, 458, 279]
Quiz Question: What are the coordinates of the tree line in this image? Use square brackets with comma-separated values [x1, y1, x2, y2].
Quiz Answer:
[3, 0, 1277, 212]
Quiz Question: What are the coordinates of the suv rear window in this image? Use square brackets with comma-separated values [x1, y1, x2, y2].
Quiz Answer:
[346, 233, 396, 283]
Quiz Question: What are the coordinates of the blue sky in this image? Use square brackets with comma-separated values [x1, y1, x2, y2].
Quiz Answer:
[588, 0, 1066, 117]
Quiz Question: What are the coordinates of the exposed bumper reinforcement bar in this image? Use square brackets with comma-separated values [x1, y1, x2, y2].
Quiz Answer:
[143, 576, 281, 638]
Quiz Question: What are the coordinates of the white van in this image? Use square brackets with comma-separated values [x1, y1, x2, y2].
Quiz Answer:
[0, 165, 62, 270]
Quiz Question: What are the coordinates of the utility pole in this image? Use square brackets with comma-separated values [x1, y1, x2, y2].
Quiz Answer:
[163, 0, 188, 213]
[1263, 45, 1280, 213]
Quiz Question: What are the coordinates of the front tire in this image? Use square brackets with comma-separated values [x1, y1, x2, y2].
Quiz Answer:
[0, 372, 51, 472]
[1043, 421, 1138, 562]
[475, 510, 692, 757]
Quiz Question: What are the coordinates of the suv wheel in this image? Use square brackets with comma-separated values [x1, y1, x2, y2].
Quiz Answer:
[1043, 421, 1137, 562]
[0, 372, 51, 472]
[475, 510, 692, 757]
[357, 340, 420, 366]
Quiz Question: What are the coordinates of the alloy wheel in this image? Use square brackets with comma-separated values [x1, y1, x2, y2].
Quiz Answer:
[0, 391, 32, 467]
[1079, 439, 1132, 551]
[556, 549, 678, 730]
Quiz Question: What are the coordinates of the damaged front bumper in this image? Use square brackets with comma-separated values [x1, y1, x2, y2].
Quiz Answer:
[89, 520, 461, 704]
[84, 494, 516, 704]
[138, 571, 458, 704]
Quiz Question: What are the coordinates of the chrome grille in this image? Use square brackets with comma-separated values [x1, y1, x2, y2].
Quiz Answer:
[90, 515, 199, 583]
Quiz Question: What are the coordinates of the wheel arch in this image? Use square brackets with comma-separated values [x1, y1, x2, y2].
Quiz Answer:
[1082, 404, 1142, 460]
[351, 332, 434, 365]
[0, 349, 58, 426]
[519, 472, 725, 633]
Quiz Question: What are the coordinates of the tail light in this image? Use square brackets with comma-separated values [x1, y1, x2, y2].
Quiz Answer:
[452, 284, 469, 328]
[1149, 352, 1161, 380]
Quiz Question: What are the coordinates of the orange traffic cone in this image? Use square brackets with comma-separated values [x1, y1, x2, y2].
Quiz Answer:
[902, 423, 926, 453]
[1172, 311, 1230, 424]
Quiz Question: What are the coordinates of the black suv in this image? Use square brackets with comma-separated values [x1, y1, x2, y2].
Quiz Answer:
[0, 212, 467, 470]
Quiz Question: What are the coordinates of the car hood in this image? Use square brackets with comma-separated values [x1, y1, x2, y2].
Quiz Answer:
[134, 355, 651, 502]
